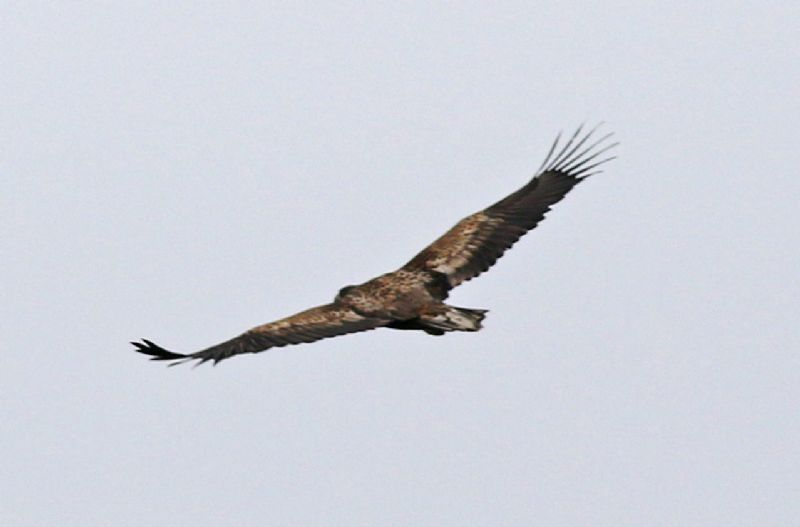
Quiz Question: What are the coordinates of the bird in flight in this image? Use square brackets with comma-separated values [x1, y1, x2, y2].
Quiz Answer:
[133, 124, 616, 366]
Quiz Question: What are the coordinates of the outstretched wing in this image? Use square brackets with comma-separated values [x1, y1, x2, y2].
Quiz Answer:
[403, 124, 616, 290]
[132, 303, 388, 366]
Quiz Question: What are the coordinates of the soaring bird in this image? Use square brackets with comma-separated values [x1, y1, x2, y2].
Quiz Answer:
[133, 125, 616, 366]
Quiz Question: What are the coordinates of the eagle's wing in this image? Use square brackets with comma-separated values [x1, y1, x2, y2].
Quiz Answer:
[132, 303, 388, 366]
[403, 124, 616, 291]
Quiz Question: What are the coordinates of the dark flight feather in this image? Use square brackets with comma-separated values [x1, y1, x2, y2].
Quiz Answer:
[403, 124, 616, 290]
[132, 304, 387, 366]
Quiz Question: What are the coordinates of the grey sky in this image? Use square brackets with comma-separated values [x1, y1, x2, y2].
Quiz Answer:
[2, 2, 798, 526]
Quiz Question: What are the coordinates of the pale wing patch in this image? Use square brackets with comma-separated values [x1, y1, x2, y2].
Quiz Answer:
[412, 212, 501, 276]
[250, 304, 372, 335]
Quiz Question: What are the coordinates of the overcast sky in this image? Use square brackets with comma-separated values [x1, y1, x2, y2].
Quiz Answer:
[2, 2, 798, 526]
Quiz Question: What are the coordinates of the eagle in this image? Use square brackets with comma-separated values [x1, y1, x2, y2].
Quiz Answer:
[133, 124, 616, 366]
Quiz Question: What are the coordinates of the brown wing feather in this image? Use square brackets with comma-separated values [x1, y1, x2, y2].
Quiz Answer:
[132, 303, 388, 366]
[403, 125, 617, 289]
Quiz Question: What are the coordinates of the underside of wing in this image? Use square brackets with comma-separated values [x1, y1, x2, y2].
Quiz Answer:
[132, 303, 388, 366]
[403, 124, 616, 290]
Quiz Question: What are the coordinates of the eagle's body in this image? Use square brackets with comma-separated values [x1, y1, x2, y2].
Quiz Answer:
[336, 269, 483, 335]
[133, 125, 616, 366]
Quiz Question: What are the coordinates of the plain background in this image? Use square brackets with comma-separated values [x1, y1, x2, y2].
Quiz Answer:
[2, 2, 798, 526]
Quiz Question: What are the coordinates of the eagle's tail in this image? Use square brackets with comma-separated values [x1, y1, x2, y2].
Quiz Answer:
[419, 305, 488, 332]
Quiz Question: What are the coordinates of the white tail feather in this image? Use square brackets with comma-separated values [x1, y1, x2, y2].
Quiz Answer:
[421, 306, 488, 332]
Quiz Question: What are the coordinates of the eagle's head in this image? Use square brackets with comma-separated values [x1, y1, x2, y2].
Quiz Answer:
[335, 285, 357, 302]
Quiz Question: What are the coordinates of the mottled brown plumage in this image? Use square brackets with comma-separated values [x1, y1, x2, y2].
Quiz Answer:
[133, 125, 616, 366]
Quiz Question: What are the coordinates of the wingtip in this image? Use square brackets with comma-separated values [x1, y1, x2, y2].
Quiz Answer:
[132, 339, 189, 363]
[540, 123, 618, 177]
